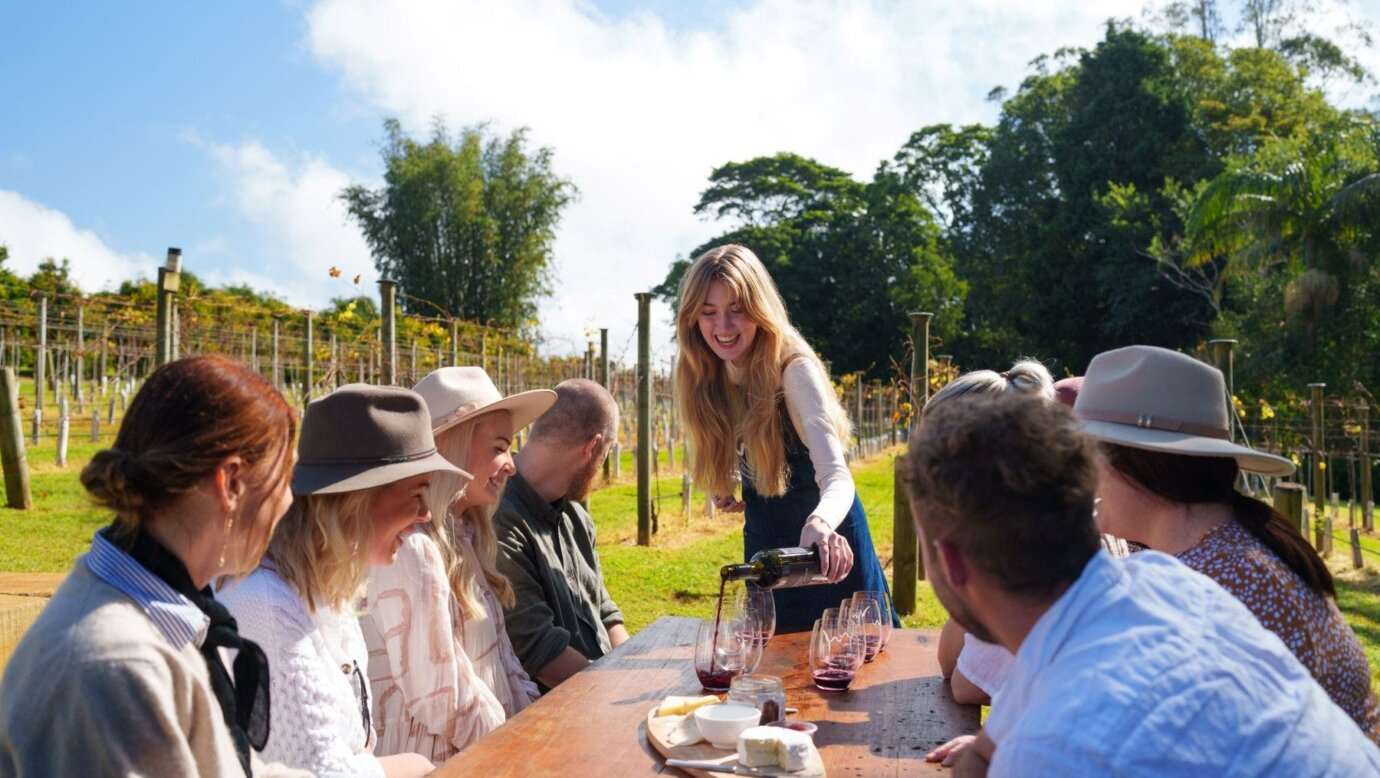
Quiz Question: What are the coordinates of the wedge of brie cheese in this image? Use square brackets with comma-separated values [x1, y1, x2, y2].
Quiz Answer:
[656, 694, 720, 717]
[736, 726, 812, 772]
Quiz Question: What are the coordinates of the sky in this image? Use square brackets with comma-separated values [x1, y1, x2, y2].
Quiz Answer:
[2, 0, 1379, 364]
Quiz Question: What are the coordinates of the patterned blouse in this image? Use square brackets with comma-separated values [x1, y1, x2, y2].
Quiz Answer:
[1178, 520, 1379, 742]
[362, 526, 538, 763]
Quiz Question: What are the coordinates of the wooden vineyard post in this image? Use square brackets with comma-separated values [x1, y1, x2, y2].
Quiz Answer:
[155, 248, 181, 367]
[1309, 383, 1326, 521]
[1209, 339, 1237, 440]
[600, 327, 611, 482]
[56, 396, 69, 467]
[909, 312, 932, 413]
[271, 317, 282, 391]
[1274, 482, 1306, 538]
[450, 319, 459, 367]
[35, 295, 46, 416]
[636, 292, 652, 547]
[1352, 528, 1363, 570]
[75, 307, 85, 414]
[1361, 403, 1373, 531]
[303, 311, 315, 402]
[90, 408, 100, 443]
[0, 369, 32, 508]
[893, 454, 919, 615]
[379, 280, 397, 385]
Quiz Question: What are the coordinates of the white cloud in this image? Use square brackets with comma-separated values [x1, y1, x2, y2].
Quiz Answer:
[301, 0, 1147, 359]
[0, 190, 153, 290]
[197, 138, 377, 309]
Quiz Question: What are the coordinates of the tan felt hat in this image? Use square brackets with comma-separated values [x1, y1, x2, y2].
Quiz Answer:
[1074, 345, 1295, 477]
[412, 367, 556, 437]
[292, 383, 470, 495]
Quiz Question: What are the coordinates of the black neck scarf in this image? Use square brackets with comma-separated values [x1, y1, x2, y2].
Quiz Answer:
[103, 525, 270, 775]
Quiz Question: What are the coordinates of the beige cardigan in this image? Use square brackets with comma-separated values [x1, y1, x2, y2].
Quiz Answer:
[0, 557, 309, 778]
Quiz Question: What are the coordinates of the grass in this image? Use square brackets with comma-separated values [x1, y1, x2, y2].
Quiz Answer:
[0, 442, 1372, 685]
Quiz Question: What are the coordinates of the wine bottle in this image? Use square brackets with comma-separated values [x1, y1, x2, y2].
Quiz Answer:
[720, 546, 828, 589]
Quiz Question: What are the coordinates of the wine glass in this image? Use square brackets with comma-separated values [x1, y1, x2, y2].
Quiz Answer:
[694, 617, 762, 692]
[847, 592, 886, 662]
[809, 612, 865, 692]
[733, 583, 776, 649]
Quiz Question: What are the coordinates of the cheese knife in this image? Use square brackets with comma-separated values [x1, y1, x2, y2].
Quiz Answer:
[664, 759, 778, 776]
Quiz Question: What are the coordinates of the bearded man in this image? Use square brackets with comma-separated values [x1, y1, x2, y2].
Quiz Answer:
[494, 378, 629, 691]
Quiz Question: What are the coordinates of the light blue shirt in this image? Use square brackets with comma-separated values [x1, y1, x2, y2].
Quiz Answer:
[985, 550, 1380, 777]
[84, 530, 209, 650]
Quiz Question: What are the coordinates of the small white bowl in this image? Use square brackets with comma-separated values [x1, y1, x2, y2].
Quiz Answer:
[693, 703, 762, 749]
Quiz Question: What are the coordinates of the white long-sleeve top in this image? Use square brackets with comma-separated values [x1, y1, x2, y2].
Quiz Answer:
[726, 357, 856, 530]
[220, 566, 385, 778]
[361, 529, 537, 764]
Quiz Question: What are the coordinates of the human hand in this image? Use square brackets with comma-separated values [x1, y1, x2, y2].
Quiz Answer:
[712, 493, 745, 512]
[799, 516, 853, 582]
[951, 746, 990, 778]
[925, 734, 976, 766]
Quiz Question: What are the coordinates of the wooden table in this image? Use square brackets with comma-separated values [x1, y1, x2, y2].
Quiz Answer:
[435, 616, 980, 776]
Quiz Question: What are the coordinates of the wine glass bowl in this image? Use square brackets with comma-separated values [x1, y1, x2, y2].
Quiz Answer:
[695, 617, 762, 692]
[733, 583, 776, 649]
[852, 590, 895, 653]
[848, 592, 887, 662]
[809, 612, 864, 692]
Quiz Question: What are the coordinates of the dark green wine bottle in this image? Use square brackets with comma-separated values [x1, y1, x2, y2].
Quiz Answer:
[719, 545, 827, 589]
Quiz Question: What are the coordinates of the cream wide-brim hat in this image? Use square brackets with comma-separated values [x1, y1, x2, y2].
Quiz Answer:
[1073, 345, 1295, 478]
[413, 366, 556, 438]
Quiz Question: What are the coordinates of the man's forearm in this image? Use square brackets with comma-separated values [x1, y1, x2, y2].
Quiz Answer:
[536, 646, 592, 689]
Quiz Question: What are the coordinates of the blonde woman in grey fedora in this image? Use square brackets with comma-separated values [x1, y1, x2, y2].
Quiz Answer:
[363, 368, 554, 763]
[1077, 345, 1378, 741]
[221, 385, 465, 778]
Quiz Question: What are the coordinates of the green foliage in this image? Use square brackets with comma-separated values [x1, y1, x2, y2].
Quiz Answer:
[655, 153, 965, 378]
[341, 119, 577, 332]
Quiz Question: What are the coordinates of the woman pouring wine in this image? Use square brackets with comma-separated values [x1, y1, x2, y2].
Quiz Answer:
[675, 244, 898, 632]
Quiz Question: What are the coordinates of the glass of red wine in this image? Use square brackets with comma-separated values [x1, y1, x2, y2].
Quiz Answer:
[809, 611, 864, 692]
[848, 592, 888, 662]
[733, 583, 776, 649]
[695, 617, 761, 692]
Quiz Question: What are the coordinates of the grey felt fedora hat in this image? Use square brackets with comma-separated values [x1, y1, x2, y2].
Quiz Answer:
[292, 383, 470, 495]
[413, 367, 556, 437]
[1074, 345, 1295, 477]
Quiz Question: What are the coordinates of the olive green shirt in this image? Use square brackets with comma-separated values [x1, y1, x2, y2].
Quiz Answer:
[494, 471, 624, 687]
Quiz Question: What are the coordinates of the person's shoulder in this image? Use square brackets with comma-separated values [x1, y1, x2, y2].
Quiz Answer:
[16, 561, 182, 665]
[219, 566, 313, 638]
[780, 353, 826, 387]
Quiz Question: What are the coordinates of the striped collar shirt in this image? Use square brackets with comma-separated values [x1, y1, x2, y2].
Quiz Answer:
[84, 530, 209, 650]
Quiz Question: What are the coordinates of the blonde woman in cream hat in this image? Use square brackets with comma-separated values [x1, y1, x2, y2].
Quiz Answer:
[1077, 345, 1378, 741]
[363, 367, 556, 762]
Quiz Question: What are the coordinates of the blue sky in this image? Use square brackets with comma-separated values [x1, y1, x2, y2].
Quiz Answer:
[2, 1, 1377, 359]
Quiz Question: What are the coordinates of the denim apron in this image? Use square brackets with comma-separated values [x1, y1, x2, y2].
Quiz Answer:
[740, 402, 900, 633]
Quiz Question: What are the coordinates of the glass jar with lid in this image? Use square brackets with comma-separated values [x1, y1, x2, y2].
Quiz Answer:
[728, 674, 786, 724]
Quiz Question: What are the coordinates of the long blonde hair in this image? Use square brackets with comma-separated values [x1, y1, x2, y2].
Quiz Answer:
[419, 414, 515, 620]
[267, 489, 376, 613]
[675, 244, 851, 498]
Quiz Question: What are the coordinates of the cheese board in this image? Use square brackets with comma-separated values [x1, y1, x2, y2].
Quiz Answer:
[645, 707, 826, 778]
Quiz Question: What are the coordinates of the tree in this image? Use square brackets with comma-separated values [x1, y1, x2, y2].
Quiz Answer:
[655, 153, 964, 377]
[28, 258, 80, 298]
[1185, 122, 1380, 344]
[341, 119, 576, 330]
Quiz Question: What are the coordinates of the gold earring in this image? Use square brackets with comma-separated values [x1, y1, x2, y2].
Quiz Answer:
[218, 511, 236, 569]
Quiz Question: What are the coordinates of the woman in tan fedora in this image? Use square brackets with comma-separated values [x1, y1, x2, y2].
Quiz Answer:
[1077, 345, 1378, 741]
[363, 367, 555, 762]
[221, 384, 466, 778]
